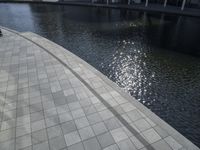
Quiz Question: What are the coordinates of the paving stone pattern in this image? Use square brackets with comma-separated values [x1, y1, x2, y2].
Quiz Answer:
[0, 28, 198, 150]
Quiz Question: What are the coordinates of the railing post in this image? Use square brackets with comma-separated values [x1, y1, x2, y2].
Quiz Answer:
[0, 29, 2, 37]
[145, 0, 148, 7]
[181, 0, 186, 10]
[164, 0, 167, 7]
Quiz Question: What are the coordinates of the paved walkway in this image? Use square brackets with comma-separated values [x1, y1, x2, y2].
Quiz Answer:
[0, 28, 199, 150]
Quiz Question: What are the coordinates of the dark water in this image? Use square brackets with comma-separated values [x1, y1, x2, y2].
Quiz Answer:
[0, 3, 200, 147]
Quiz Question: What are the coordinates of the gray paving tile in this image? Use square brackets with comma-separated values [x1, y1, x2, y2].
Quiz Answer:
[133, 118, 151, 132]
[45, 115, 60, 128]
[52, 91, 65, 101]
[153, 126, 169, 138]
[50, 82, 62, 93]
[2, 109, 16, 121]
[0, 139, 15, 150]
[71, 108, 85, 119]
[83, 105, 97, 115]
[97, 132, 115, 148]
[92, 122, 108, 135]
[16, 114, 30, 126]
[122, 125, 135, 137]
[117, 138, 137, 150]
[56, 104, 69, 114]
[78, 126, 95, 141]
[42, 101, 55, 110]
[61, 120, 77, 134]
[1, 119, 16, 131]
[49, 135, 66, 150]
[32, 129, 48, 144]
[87, 113, 102, 125]
[33, 141, 49, 150]
[120, 102, 136, 112]
[179, 148, 187, 150]
[68, 142, 85, 150]
[106, 98, 118, 107]
[30, 102, 43, 113]
[60, 80, 71, 90]
[141, 128, 161, 144]
[95, 103, 107, 112]
[130, 136, 145, 149]
[145, 118, 156, 127]
[47, 125, 62, 139]
[54, 97, 66, 106]
[16, 134, 32, 150]
[110, 128, 128, 142]
[66, 94, 78, 104]
[104, 117, 121, 131]
[64, 131, 81, 146]
[16, 123, 31, 137]
[41, 94, 54, 102]
[127, 110, 143, 122]
[20, 146, 33, 150]
[113, 96, 127, 105]
[75, 117, 90, 129]
[80, 99, 92, 107]
[63, 89, 75, 97]
[31, 119, 46, 132]
[0, 128, 15, 142]
[90, 97, 100, 104]
[68, 102, 81, 111]
[113, 105, 124, 115]
[16, 106, 30, 117]
[164, 136, 182, 150]
[83, 137, 101, 150]
[99, 109, 114, 120]
[59, 112, 73, 123]
[103, 144, 119, 150]
[121, 114, 132, 123]
[30, 111, 44, 122]
[151, 140, 172, 150]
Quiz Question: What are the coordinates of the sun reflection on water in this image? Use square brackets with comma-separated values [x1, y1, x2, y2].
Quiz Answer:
[101, 39, 155, 105]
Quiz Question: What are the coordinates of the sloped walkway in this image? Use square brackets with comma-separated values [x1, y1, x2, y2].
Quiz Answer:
[0, 27, 199, 150]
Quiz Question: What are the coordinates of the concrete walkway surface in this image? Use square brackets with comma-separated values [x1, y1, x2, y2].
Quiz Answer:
[0, 27, 199, 150]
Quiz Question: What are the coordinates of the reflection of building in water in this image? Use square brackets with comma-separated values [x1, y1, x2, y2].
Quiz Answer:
[58, 0, 200, 9]
[34, 0, 200, 10]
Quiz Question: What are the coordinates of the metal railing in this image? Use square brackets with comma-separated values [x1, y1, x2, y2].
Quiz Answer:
[0, 29, 2, 37]
[91, 0, 199, 10]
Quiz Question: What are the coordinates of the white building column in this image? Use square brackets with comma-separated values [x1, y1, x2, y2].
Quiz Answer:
[181, 0, 186, 10]
[145, 0, 148, 7]
[107, 0, 109, 5]
[164, 0, 167, 7]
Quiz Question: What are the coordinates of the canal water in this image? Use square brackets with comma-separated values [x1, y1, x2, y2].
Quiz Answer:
[0, 3, 200, 147]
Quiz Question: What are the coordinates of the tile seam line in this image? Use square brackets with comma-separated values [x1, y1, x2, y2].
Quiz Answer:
[0, 26, 156, 150]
